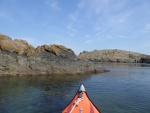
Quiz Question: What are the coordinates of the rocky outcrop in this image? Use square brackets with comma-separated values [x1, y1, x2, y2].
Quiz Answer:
[78, 49, 150, 63]
[0, 34, 35, 56]
[0, 34, 108, 76]
[0, 34, 76, 58]
[35, 44, 76, 59]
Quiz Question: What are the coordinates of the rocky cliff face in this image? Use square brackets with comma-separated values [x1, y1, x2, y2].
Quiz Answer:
[78, 49, 150, 63]
[0, 34, 107, 76]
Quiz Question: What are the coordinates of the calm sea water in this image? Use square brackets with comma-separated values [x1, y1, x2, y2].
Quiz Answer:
[0, 63, 150, 113]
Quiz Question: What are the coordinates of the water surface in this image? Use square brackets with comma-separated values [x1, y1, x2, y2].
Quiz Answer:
[0, 63, 150, 113]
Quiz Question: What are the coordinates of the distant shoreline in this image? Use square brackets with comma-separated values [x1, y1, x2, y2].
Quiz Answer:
[78, 49, 150, 63]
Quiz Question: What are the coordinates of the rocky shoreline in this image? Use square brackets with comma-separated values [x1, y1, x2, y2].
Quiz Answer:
[1, 33, 149, 76]
[78, 49, 150, 63]
[0, 34, 108, 76]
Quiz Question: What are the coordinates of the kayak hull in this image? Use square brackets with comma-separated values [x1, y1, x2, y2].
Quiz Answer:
[62, 84, 100, 113]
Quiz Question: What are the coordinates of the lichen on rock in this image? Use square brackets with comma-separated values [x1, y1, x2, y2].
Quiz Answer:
[0, 34, 35, 56]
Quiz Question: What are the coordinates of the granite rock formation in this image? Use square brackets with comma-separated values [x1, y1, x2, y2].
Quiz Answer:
[0, 34, 108, 76]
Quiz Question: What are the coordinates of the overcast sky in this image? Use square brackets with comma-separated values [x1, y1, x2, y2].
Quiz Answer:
[0, 0, 150, 55]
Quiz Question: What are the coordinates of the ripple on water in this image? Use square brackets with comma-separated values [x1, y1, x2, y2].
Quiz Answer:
[0, 63, 150, 113]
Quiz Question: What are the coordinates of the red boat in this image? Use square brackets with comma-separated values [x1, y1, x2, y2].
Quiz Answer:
[62, 84, 101, 113]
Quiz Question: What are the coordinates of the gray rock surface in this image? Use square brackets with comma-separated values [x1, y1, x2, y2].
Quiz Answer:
[78, 49, 150, 63]
[0, 34, 108, 76]
[0, 51, 107, 76]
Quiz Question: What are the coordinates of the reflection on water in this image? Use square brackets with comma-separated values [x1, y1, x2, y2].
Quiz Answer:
[0, 75, 91, 113]
[0, 63, 150, 113]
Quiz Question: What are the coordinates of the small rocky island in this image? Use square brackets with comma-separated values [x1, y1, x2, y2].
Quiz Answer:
[0, 34, 108, 76]
[78, 50, 150, 63]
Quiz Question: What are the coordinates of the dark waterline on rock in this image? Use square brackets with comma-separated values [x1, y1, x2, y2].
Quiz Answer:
[0, 63, 150, 113]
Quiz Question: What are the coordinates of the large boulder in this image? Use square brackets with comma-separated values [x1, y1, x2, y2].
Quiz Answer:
[35, 44, 76, 59]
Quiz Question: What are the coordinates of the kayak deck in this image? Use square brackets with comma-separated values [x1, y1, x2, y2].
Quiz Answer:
[62, 84, 100, 113]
